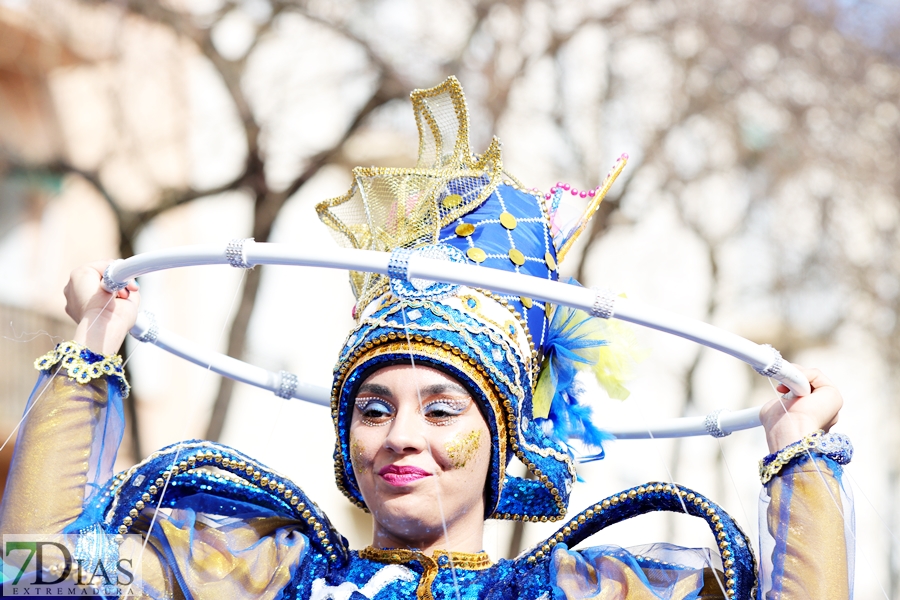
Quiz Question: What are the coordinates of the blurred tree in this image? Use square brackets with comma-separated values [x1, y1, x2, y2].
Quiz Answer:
[1, 0, 899, 590]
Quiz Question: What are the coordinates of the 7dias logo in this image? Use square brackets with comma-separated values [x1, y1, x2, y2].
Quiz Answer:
[1, 533, 143, 597]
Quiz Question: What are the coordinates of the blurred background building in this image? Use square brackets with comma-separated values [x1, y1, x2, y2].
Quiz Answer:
[1, 0, 898, 596]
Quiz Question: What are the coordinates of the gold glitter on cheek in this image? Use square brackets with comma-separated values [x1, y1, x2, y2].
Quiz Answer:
[444, 430, 482, 469]
[350, 437, 369, 475]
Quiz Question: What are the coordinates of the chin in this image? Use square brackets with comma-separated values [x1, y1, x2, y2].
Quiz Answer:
[371, 497, 447, 541]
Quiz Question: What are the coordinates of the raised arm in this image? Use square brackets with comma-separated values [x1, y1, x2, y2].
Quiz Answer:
[0, 263, 139, 535]
[758, 367, 852, 598]
[1, 264, 311, 598]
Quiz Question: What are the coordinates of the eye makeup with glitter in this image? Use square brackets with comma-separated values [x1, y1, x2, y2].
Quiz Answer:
[422, 398, 469, 425]
[354, 397, 395, 426]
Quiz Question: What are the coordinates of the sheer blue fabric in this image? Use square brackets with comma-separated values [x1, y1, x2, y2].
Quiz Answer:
[6, 369, 854, 599]
[549, 543, 718, 599]
[757, 455, 854, 599]
[9, 370, 125, 534]
[33, 368, 127, 534]
[136, 506, 310, 599]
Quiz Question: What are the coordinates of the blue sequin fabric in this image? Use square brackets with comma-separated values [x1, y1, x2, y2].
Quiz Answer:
[92, 440, 757, 599]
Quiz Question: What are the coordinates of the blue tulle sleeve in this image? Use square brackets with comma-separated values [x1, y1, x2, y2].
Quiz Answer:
[62, 372, 126, 534]
[549, 542, 723, 599]
[0, 359, 315, 599]
[0, 368, 123, 534]
[758, 454, 853, 598]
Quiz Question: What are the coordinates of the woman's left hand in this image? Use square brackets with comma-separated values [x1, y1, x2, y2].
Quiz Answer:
[759, 365, 843, 453]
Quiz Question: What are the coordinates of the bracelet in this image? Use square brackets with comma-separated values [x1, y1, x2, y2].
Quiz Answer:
[759, 429, 853, 484]
[34, 341, 130, 398]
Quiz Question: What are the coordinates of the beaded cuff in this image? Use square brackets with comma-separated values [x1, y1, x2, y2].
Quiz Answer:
[759, 429, 852, 484]
[34, 341, 130, 398]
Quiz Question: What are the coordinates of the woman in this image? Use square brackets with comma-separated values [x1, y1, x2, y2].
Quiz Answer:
[0, 77, 852, 599]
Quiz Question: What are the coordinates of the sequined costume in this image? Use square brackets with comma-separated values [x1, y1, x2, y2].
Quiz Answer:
[0, 373, 852, 599]
[1, 78, 854, 599]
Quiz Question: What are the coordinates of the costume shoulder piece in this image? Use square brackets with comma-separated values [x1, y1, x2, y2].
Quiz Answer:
[91, 440, 349, 567]
[514, 482, 758, 599]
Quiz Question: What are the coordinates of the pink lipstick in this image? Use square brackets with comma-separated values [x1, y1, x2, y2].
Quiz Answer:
[379, 464, 431, 486]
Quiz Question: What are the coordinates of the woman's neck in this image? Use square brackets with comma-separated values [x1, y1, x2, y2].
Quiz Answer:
[371, 508, 486, 555]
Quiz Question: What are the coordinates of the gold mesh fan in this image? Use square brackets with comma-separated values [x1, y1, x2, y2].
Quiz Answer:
[317, 77, 504, 304]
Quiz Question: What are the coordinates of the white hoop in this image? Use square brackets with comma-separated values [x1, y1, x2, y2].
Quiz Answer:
[112, 240, 809, 439]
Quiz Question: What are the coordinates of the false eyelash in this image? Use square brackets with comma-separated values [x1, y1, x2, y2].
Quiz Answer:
[354, 397, 395, 426]
[422, 398, 469, 426]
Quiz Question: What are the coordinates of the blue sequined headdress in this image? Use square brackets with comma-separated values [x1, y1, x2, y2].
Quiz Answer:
[317, 77, 635, 522]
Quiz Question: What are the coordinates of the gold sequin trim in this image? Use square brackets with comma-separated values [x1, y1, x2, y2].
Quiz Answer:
[109, 442, 346, 563]
[34, 341, 130, 398]
[360, 546, 492, 600]
[759, 429, 827, 484]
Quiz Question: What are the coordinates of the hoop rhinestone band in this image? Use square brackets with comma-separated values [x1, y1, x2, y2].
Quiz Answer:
[755, 344, 784, 378]
[134, 312, 159, 344]
[226, 238, 253, 269]
[704, 409, 730, 438]
[590, 289, 616, 319]
[102, 262, 128, 293]
[387, 248, 414, 282]
[276, 371, 299, 400]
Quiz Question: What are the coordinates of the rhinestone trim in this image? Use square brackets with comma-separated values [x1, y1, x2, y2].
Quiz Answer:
[133, 312, 159, 344]
[276, 371, 298, 400]
[387, 247, 413, 282]
[102, 262, 128, 293]
[590, 288, 616, 319]
[755, 344, 784, 378]
[704, 409, 730, 438]
[225, 238, 253, 269]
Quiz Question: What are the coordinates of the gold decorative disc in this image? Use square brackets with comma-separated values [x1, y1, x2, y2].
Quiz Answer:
[499, 212, 517, 230]
[545, 251, 557, 271]
[442, 194, 463, 208]
[508, 248, 526, 266]
[520, 296, 533, 309]
[467, 247, 487, 263]
[455, 222, 476, 237]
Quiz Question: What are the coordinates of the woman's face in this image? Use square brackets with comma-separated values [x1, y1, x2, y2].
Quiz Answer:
[349, 364, 492, 549]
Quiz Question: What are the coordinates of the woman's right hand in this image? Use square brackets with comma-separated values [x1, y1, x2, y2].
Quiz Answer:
[65, 261, 140, 355]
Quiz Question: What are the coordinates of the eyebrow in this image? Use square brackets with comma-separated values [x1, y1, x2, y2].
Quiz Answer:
[357, 383, 392, 397]
[354, 382, 471, 399]
[420, 383, 470, 397]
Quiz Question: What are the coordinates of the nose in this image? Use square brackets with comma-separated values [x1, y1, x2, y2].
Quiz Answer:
[383, 407, 427, 454]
